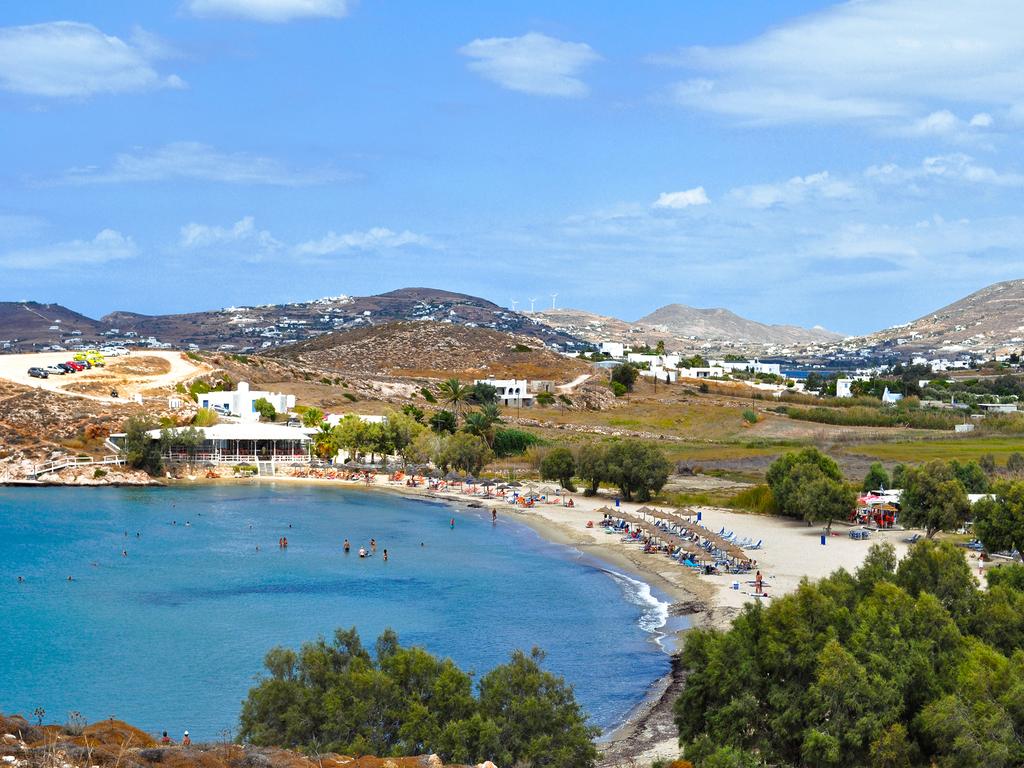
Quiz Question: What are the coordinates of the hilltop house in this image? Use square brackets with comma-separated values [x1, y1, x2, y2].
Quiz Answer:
[599, 341, 625, 358]
[709, 359, 783, 377]
[198, 381, 296, 421]
[474, 377, 534, 407]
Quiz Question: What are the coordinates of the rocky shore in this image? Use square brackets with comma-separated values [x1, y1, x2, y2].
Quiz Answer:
[0, 714, 495, 768]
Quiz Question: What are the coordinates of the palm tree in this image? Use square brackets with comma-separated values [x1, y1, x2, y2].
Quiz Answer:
[437, 378, 471, 422]
[312, 423, 337, 460]
[301, 407, 325, 427]
[464, 405, 502, 448]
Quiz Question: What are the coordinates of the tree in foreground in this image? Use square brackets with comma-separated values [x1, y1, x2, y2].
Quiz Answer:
[540, 446, 577, 492]
[766, 448, 854, 529]
[862, 461, 890, 492]
[238, 628, 598, 768]
[603, 441, 671, 501]
[899, 460, 970, 538]
[610, 364, 638, 392]
[575, 443, 608, 496]
[674, 540, 1024, 768]
[974, 480, 1024, 556]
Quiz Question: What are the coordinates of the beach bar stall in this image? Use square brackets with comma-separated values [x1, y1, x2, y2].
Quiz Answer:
[107, 423, 313, 465]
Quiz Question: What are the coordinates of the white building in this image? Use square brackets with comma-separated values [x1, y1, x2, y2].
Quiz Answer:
[474, 377, 534, 407]
[709, 359, 783, 377]
[197, 381, 296, 422]
[108, 423, 312, 464]
[836, 375, 870, 398]
[881, 387, 904, 405]
[677, 366, 726, 380]
[599, 341, 625, 358]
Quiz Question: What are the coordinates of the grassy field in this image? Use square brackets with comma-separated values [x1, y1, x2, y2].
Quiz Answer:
[841, 436, 1024, 464]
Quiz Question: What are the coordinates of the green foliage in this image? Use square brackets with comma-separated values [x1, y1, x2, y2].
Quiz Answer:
[974, 480, 1024, 555]
[192, 407, 219, 427]
[420, 387, 437, 404]
[863, 462, 891, 492]
[301, 407, 324, 427]
[536, 391, 556, 407]
[575, 443, 609, 496]
[951, 459, 990, 493]
[726, 484, 778, 515]
[609, 381, 627, 397]
[1007, 452, 1024, 475]
[436, 432, 494, 474]
[899, 461, 971, 537]
[239, 629, 598, 767]
[492, 428, 541, 457]
[429, 409, 457, 435]
[783, 405, 960, 430]
[121, 416, 162, 475]
[402, 403, 426, 424]
[674, 540, 1024, 768]
[603, 441, 671, 502]
[437, 379, 472, 421]
[611, 364, 639, 391]
[540, 447, 577, 492]
[342, 392, 359, 402]
[741, 408, 758, 425]
[462, 405, 502, 448]
[253, 397, 277, 422]
[766, 448, 854, 529]
[512, 343, 531, 353]
[468, 382, 498, 406]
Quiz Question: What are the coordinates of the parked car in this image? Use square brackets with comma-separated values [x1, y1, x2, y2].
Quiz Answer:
[45, 365, 66, 375]
[28, 367, 49, 379]
[57, 362, 76, 373]
[65, 361, 86, 372]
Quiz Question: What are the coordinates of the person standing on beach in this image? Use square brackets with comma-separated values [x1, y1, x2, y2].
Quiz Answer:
[755, 570, 763, 595]
[492, 508, 497, 522]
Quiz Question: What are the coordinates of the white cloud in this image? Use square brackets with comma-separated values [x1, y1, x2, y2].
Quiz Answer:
[184, 0, 350, 23]
[728, 171, 856, 208]
[179, 216, 281, 250]
[0, 22, 184, 98]
[652, 187, 710, 209]
[866, 153, 1024, 186]
[662, 0, 1024, 128]
[295, 227, 433, 256]
[970, 112, 994, 128]
[0, 229, 136, 269]
[56, 142, 350, 186]
[459, 32, 599, 97]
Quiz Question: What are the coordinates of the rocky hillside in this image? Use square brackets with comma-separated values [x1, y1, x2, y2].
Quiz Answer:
[637, 305, 841, 345]
[836, 279, 1024, 358]
[0, 289, 584, 354]
[273, 322, 590, 381]
[0, 713, 487, 768]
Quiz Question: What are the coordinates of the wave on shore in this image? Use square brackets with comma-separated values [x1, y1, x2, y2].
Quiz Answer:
[602, 568, 670, 642]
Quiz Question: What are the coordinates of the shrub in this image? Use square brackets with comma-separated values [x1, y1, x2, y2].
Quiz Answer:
[342, 392, 359, 402]
[741, 408, 758, 424]
[610, 381, 627, 397]
[192, 407, 219, 427]
[493, 428, 541, 457]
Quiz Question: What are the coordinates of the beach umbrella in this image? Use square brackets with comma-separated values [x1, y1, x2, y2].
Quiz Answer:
[428, 469, 442, 479]
[481, 479, 496, 487]
[507, 481, 522, 487]
[539, 485, 555, 495]
[464, 474, 477, 484]
[445, 470, 463, 482]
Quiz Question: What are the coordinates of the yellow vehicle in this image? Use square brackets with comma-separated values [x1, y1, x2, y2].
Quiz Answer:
[73, 351, 105, 366]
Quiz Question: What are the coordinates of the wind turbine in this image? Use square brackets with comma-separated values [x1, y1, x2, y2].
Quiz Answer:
[529, 298, 537, 313]
[510, 298, 519, 312]
[550, 293, 558, 310]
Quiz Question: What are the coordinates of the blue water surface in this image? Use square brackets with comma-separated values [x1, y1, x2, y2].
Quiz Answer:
[0, 484, 670, 740]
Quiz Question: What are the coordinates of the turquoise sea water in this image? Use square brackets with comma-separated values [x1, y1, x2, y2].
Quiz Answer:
[0, 484, 673, 740]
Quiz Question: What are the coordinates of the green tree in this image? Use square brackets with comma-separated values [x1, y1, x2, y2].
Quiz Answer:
[468, 382, 498, 406]
[312, 422, 338, 460]
[401, 403, 426, 424]
[951, 459, 990, 493]
[253, 397, 277, 422]
[462, 405, 501, 448]
[429, 409, 457, 435]
[301, 407, 324, 427]
[437, 379, 471, 422]
[891, 463, 907, 488]
[536, 391, 555, 407]
[604, 441, 671, 502]
[122, 416, 162, 474]
[805, 371, 825, 393]
[895, 539, 979, 625]
[863, 462, 891, 492]
[437, 432, 494, 474]
[610, 364, 639, 392]
[385, 411, 424, 467]
[576, 443, 608, 496]
[540, 447, 577, 492]
[974, 480, 1024, 556]
[899, 461, 971, 538]
[766, 447, 851, 526]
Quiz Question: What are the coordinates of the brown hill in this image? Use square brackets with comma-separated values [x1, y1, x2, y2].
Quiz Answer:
[842, 279, 1024, 357]
[0, 301, 103, 348]
[275, 321, 590, 381]
[637, 304, 841, 345]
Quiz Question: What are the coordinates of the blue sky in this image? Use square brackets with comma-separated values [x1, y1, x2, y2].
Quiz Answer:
[2, 0, 1024, 334]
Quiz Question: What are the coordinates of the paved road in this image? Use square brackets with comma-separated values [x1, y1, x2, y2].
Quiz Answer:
[0, 351, 206, 404]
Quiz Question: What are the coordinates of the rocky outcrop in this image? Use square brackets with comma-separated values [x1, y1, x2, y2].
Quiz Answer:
[0, 714, 495, 768]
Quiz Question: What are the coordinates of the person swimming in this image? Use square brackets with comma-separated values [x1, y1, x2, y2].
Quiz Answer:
[358, 547, 367, 558]
[450, 518, 455, 529]
[17, 576, 23, 583]
[122, 549, 127, 557]
[370, 538, 376, 552]
[383, 549, 388, 561]
[343, 539, 350, 553]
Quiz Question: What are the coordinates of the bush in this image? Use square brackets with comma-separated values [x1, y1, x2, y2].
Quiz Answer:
[741, 409, 758, 424]
[611, 364, 639, 391]
[610, 381, 627, 397]
[342, 392, 359, 402]
[727, 484, 777, 514]
[492, 428, 541, 457]
[92, 468, 107, 479]
[239, 629, 599, 767]
[192, 407, 219, 427]
[783, 405, 959, 430]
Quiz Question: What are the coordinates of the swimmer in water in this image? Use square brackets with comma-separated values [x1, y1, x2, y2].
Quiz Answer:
[359, 547, 367, 558]
[185, 521, 191, 527]
[17, 576, 24, 583]
[67, 575, 73, 582]
[370, 538, 376, 552]
[450, 518, 455, 529]
[343, 539, 350, 553]
[122, 550, 127, 557]
[383, 549, 388, 562]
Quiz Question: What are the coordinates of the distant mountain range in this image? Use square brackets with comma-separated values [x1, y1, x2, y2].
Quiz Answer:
[0, 288, 581, 353]
[3, 281, 1024, 360]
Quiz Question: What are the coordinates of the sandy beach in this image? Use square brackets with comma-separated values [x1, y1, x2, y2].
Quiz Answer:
[196, 470, 916, 766]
